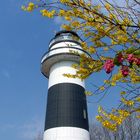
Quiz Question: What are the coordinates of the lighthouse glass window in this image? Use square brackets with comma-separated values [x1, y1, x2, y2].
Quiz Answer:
[63, 33, 73, 40]
[61, 33, 77, 40]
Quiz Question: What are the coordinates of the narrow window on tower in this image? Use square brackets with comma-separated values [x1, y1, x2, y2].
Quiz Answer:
[83, 109, 86, 119]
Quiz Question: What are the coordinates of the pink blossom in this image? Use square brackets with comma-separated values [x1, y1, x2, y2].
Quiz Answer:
[121, 66, 129, 77]
[104, 60, 114, 74]
[133, 57, 140, 66]
[127, 54, 134, 63]
[127, 54, 140, 66]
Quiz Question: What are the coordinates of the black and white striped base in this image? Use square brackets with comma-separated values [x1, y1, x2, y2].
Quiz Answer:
[43, 61, 90, 140]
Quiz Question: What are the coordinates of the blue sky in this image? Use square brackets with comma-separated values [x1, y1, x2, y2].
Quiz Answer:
[0, 1, 121, 140]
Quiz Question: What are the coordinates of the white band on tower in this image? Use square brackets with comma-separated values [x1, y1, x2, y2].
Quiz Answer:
[44, 127, 90, 140]
[48, 61, 85, 89]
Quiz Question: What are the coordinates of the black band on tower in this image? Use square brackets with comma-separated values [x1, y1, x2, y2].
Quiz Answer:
[44, 83, 89, 131]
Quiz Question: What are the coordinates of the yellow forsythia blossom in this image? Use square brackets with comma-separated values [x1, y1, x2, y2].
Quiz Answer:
[105, 3, 111, 10]
[98, 106, 103, 113]
[88, 46, 96, 54]
[27, 2, 35, 12]
[59, 10, 65, 16]
[71, 21, 80, 27]
[99, 86, 105, 91]
[104, 80, 110, 84]
[120, 91, 126, 95]
[40, 9, 55, 18]
[110, 82, 116, 86]
[85, 91, 93, 96]
[118, 109, 130, 117]
[102, 120, 117, 131]
[61, 24, 71, 30]
[64, 16, 72, 21]
[136, 97, 140, 102]
[60, 0, 69, 3]
[121, 98, 134, 106]
[96, 115, 103, 121]
[21, 2, 35, 12]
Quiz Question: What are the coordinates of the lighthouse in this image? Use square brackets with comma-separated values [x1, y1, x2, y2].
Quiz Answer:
[41, 31, 90, 140]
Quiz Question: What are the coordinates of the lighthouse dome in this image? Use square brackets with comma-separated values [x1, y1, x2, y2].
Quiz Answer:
[49, 30, 82, 49]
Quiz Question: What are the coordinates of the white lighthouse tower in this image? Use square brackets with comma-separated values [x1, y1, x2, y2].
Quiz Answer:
[41, 31, 90, 140]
